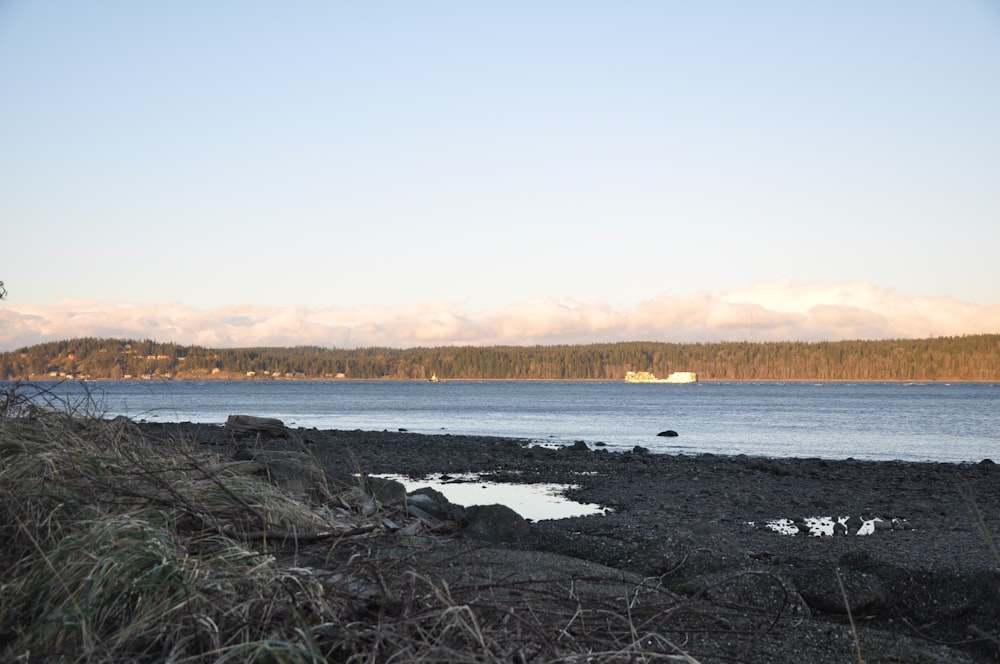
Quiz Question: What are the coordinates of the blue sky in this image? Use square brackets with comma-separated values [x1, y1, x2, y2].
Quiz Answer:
[2, 2, 999, 349]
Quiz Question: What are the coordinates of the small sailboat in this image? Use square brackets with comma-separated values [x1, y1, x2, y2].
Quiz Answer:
[428, 373, 439, 383]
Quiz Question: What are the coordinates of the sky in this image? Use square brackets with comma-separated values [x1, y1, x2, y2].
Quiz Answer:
[2, 2, 999, 350]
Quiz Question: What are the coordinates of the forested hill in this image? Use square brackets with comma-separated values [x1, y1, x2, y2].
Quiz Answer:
[2, 335, 999, 381]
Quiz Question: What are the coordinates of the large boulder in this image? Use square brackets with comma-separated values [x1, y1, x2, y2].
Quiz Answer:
[464, 504, 532, 543]
[407, 487, 467, 523]
[362, 476, 407, 506]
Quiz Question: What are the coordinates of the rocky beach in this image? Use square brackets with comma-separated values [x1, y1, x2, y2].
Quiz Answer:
[136, 421, 1000, 663]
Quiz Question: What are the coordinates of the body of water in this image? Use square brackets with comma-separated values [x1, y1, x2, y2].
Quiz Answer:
[11, 380, 999, 463]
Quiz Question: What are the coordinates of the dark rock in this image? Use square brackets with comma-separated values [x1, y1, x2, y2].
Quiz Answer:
[407, 487, 467, 523]
[887, 567, 1000, 629]
[464, 504, 531, 543]
[657, 430, 679, 437]
[795, 564, 886, 614]
[363, 475, 407, 505]
[692, 569, 810, 622]
[745, 458, 793, 476]
[568, 440, 589, 451]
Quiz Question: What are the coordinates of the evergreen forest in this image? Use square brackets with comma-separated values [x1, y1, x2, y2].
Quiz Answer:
[2, 335, 999, 382]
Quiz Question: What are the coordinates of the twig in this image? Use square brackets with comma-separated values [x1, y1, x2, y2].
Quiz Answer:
[836, 568, 864, 664]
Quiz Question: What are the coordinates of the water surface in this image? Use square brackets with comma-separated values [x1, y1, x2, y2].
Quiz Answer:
[12, 380, 998, 463]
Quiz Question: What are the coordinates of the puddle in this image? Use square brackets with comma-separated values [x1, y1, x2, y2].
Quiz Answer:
[375, 473, 606, 521]
[748, 516, 911, 536]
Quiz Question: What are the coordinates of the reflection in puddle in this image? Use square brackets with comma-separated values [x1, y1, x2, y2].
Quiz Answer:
[749, 516, 911, 536]
[376, 473, 606, 521]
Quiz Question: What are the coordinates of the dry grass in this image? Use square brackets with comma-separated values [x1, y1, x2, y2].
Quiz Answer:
[0, 384, 358, 662]
[0, 383, 800, 663]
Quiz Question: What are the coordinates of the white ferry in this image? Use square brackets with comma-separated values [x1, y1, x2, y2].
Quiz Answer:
[624, 371, 698, 384]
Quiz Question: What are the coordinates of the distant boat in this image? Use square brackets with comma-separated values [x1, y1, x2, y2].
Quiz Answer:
[428, 374, 439, 383]
[624, 371, 697, 384]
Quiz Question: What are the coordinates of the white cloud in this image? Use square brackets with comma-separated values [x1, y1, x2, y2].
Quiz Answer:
[1, 281, 999, 351]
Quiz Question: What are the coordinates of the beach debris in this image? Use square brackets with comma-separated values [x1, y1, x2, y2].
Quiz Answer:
[405, 504, 444, 528]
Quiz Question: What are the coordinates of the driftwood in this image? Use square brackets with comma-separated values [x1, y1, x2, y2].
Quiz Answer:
[233, 523, 381, 542]
[225, 414, 290, 439]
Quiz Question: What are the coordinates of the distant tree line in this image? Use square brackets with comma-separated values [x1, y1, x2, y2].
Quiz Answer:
[2, 335, 999, 381]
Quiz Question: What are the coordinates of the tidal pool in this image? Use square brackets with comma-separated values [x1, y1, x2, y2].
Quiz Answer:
[375, 473, 606, 521]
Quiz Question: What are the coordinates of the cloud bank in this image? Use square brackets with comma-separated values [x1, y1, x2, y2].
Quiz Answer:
[2, 281, 998, 351]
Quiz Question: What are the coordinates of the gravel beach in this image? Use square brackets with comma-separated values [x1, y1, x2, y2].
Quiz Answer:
[142, 422, 1000, 662]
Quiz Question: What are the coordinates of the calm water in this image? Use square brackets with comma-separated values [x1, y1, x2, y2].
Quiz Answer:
[11, 380, 999, 463]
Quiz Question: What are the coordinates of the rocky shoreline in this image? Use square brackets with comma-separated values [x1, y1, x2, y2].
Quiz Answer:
[141, 422, 1000, 662]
